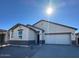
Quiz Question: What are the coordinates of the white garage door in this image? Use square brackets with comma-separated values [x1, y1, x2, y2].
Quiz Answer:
[45, 34, 71, 44]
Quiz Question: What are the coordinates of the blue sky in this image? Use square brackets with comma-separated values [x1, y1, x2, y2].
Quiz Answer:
[0, 0, 79, 32]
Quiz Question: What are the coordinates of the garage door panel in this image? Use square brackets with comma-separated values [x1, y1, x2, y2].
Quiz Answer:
[45, 34, 71, 44]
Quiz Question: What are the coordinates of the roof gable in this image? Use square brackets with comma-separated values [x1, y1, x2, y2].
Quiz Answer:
[8, 23, 26, 31]
[8, 23, 37, 32]
[26, 24, 44, 31]
[33, 20, 77, 30]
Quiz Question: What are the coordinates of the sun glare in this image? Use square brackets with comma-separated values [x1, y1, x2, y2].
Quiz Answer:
[46, 6, 54, 16]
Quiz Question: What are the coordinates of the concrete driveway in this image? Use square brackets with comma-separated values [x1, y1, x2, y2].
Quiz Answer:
[32, 45, 79, 58]
[1, 44, 79, 58]
[0, 44, 41, 58]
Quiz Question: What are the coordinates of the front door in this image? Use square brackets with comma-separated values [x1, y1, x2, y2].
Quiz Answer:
[0, 34, 5, 45]
[78, 38, 79, 44]
[37, 34, 40, 44]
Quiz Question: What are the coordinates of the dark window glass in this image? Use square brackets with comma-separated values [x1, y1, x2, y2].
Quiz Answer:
[18, 29, 23, 39]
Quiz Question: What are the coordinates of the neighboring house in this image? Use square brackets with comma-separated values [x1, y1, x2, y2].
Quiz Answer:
[75, 33, 79, 45]
[33, 20, 77, 45]
[0, 20, 77, 45]
[0, 29, 8, 45]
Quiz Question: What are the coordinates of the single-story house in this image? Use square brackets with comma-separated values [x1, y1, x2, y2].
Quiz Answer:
[7, 20, 77, 45]
[33, 20, 77, 45]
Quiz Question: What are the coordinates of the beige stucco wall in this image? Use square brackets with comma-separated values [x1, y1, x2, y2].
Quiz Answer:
[9, 25, 32, 41]
[34, 21, 76, 40]
[9, 26, 29, 41]
[28, 29, 37, 41]
[27, 26, 44, 40]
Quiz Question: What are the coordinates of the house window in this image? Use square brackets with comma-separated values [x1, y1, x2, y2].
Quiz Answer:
[18, 29, 23, 39]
